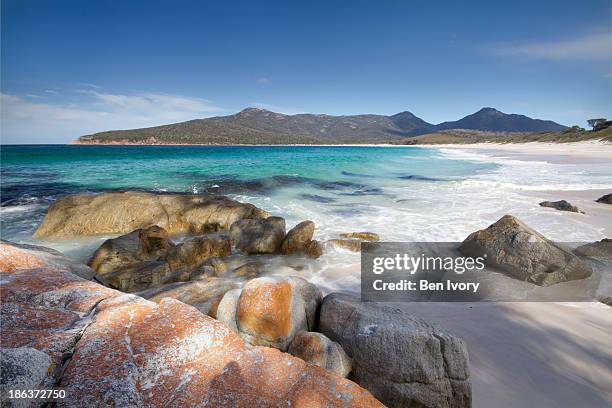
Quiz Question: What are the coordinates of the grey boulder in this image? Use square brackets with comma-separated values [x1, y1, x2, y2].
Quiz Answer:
[539, 200, 584, 214]
[459, 215, 592, 286]
[319, 293, 471, 408]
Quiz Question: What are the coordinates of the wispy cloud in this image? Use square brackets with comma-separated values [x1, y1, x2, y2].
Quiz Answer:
[492, 32, 611, 61]
[256, 77, 271, 85]
[1, 91, 224, 143]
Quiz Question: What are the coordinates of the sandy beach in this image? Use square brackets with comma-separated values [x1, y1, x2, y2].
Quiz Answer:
[391, 142, 612, 407]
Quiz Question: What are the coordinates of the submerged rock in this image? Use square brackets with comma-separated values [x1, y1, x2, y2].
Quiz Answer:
[217, 276, 322, 350]
[33, 192, 270, 238]
[539, 200, 584, 214]
[288, 331, 352, 378]
[230, 216, 286, 254]
[596, 193, 612, 204]
[319, 293, 471, 408]
[459, 215, 592, 286]
[574, 238, 612, 258]
[339, 231, 380, 241]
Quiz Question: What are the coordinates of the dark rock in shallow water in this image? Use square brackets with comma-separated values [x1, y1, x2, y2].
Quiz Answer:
[596, 193, 612, 204]
[574, 239, 612, 258]
[539, 200, 584, 213]
[339, 231, 380, 241]
[280, 220, 322, 258]
[459, 215, 592, 286]
[398, 174, 441, 181]
[319, 293, 471, 408]
[88, 225, 174, 274]
[299, 193, 336, 203]
[88, 227, 230, 292]
[230, 216, 286, 254]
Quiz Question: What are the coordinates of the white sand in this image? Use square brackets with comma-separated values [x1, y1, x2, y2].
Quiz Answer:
[403, 302, 612, 408]
[397, 142, 612, 407]
[423, 140, 612, 162]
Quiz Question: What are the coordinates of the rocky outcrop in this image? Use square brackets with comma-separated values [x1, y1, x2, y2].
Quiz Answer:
[1, 245, 120, 367]
[87, 225, 174, 274]
[288, 331, 352, 378]
[339, 232, 380, 241]
[596, 193, 612, 204]
[319, 293, 471, 408]
[574, 238, 612, 258]
[0, 240, 95, 279]
[217, 276, 323, 350]
[164, 235, 231, 271]
[0, 242, 383, 407]
[539, 200, 584, 213]
[33, 192, 270, 238]
[459, 215, 592, 286]
[137, 277, 239, 316]
[327, 239, 362, 252]
[0, 347, 53, 408]
[88, 227, 230, 292]
[230, 216, 286, 254]
[280, 220, 323, 258]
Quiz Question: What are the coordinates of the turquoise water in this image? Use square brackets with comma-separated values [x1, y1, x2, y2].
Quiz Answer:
[2, 144, 611, 282]
[0, 144, 489, 195]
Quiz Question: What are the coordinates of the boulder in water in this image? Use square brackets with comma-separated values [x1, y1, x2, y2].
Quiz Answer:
[34, 192, 270, 238]
[539, 200, 584, 214]
[339, 232, 380, 241]
[596, 193, 612, 204]
[230, 216, 286, 254]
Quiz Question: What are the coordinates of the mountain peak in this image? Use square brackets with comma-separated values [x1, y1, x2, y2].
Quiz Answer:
[475, 107, 503, 115]
[237, 107, 273, 115]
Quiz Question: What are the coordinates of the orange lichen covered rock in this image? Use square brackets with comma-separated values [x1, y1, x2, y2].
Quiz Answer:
[61, 296, 383, 407]
[1, 243, 120, 364]
[1, 241, 383, 407]
[218, 276, 322, 350]
[0, 240, 95, 279]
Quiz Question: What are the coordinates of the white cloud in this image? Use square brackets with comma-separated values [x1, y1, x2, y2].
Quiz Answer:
[0, 91, 224, 143]
[493, 32, 611, 61]
[256, 77, 271, 85]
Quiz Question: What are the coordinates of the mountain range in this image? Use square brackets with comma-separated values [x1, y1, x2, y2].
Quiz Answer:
[75, 107, 566, 145]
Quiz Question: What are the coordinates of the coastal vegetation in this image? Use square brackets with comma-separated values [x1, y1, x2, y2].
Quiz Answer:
[74, 107, 575, 145]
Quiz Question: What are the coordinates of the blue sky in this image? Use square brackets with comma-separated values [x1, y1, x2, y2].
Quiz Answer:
[1, 0, 610, 143]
